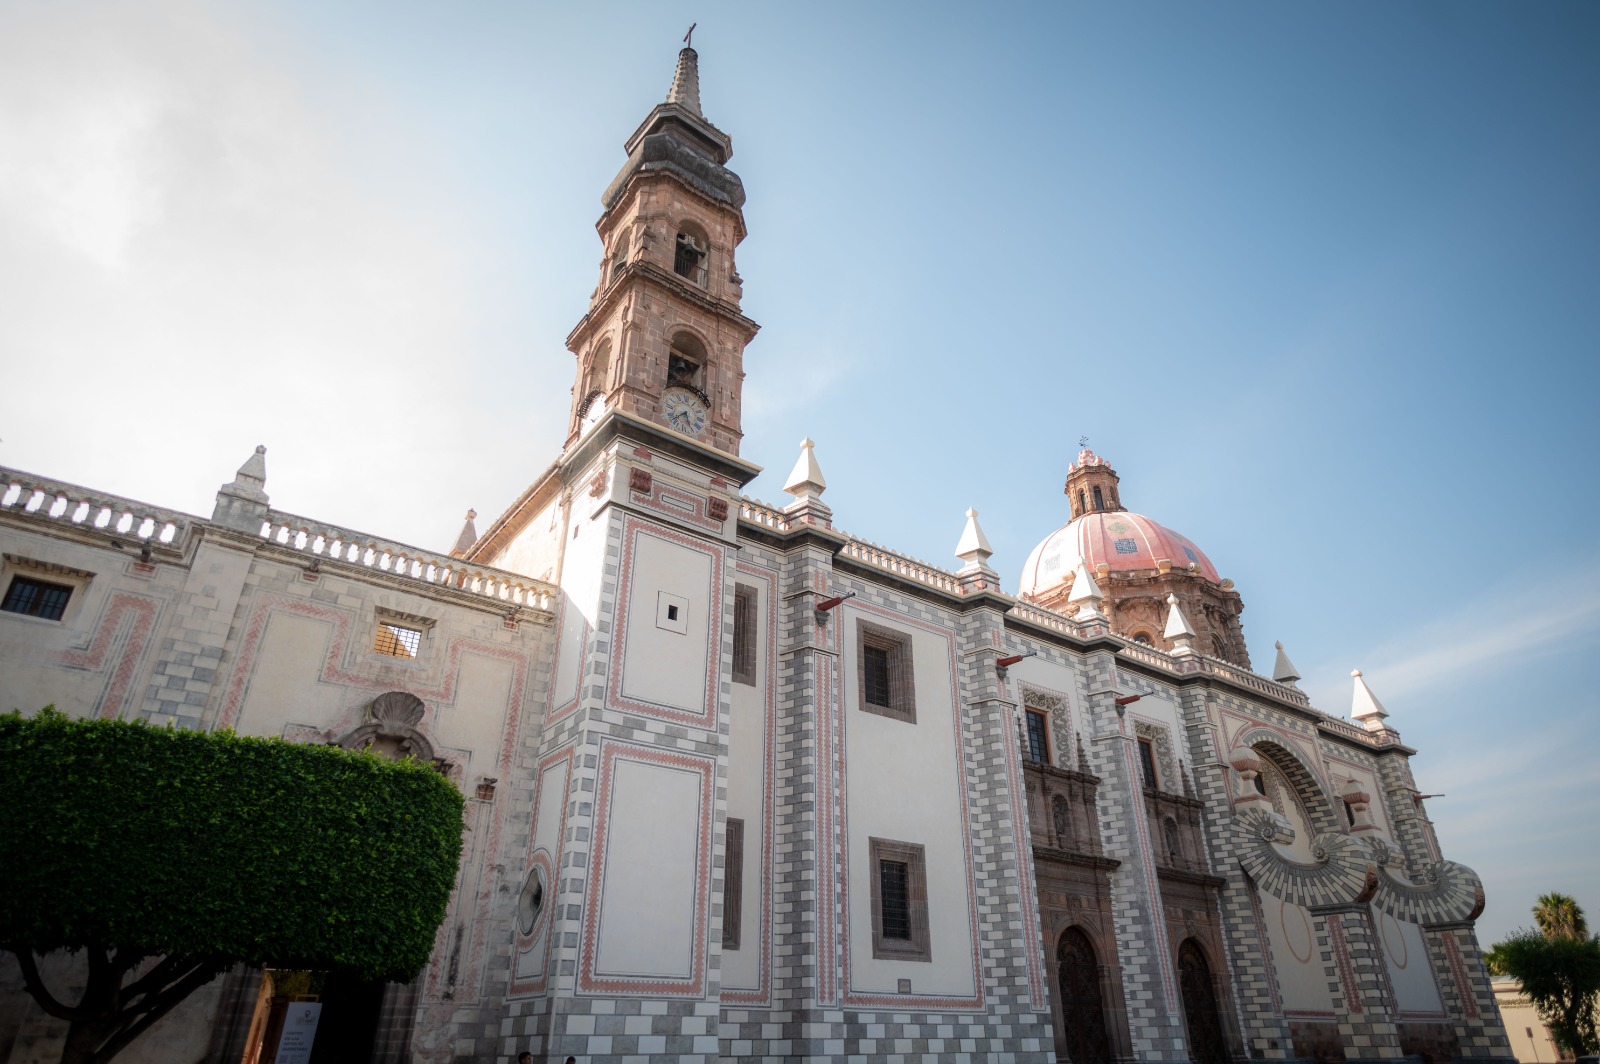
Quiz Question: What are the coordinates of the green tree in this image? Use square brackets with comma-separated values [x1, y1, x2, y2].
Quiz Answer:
[1535, 892, 1590, 942]
[1487, 894, 1600, 1058]
[0, 708, 465, 1064]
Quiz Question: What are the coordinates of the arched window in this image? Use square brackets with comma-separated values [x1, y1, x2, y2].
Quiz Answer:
[674, 224, 709, 285]
[668, 332, 707, 392]
[1132, 631, 1154, 646]
[1092, 486, 1105, 512]
[609, 231, 630, 284]
[1077, 490, 1087, 518]
[1164, 816, 1182, 858]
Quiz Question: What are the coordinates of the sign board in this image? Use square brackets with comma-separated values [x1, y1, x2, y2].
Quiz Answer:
[273, 1002, 322, 1064]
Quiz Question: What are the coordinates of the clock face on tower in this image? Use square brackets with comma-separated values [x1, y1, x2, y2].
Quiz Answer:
[662, 387, 710, 438]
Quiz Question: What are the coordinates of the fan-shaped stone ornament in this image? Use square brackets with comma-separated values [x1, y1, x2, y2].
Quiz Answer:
[338, 690, 436, 763]
[371, 690, 426, 729]
[1238, 806, 1486, 925]
[1237, 806, 1377, 911]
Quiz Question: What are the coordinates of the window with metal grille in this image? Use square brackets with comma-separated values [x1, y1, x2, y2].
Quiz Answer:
[857, 621, 915, 723]
[869, 837, 929, 961]
[722, 817, 744, 949]
[674, 230, 708, 284]
[373, 622, 422, 658]
[732, 583, 757, 686]
[1024, 709, 1049, 763]
[863, 644, 890, 707]
[1, 577, 72, 621]
[1138, 738, 1159, 792]
[880, 861, 910, 939]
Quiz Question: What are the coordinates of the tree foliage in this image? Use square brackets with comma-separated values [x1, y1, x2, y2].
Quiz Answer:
[1535, 892, 1589, 942]
[0, 708, 465, 1064]
[1488, 894, 1600, 1058]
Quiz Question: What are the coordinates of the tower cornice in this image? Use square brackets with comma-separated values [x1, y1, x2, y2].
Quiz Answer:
[566, 260, 759, 354]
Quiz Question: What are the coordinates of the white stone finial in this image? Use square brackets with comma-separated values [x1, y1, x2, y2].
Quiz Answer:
[954, 507, 994, 569]
[1163, 592, 1197, 655]
[1272, 641, 1302, 686]
[212, 444, 271, 531]
[1350, 668, 1391, 729]
[450, 509, 479, 558]
[1066, 561, 1106, 621]
[783, 437, 827, 502]
[226, 445, 268, 503]
[1163, 593, 1195, 640]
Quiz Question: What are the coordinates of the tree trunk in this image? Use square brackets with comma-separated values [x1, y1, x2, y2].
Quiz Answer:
[60, 1014, 118, 1064]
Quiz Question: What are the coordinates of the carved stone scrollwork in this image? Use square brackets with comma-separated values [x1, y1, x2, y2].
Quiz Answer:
[339, 690, 437, 764]
[1237, 805, 1485, 925]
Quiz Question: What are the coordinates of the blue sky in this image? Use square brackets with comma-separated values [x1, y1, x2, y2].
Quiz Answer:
[1, 1, 1595, 944]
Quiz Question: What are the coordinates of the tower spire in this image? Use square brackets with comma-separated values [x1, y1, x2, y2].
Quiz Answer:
[666, 38, 703, 117]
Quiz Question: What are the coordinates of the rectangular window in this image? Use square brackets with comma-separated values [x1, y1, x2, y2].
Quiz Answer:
[722, 817, 744, 950]
[857, 621, 915, 723]
[1024, 709, 1050, 763]
[1, 577, 72, 621]
[869, 837, 930, 961]
[373, 622, 422, 658]
[732, 583, 757, 686]
[1137, 738, 1159, 792]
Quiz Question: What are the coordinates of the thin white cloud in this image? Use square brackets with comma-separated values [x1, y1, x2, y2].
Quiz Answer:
[0, 0, 561, 550]
[1300, 565, 1600, 707]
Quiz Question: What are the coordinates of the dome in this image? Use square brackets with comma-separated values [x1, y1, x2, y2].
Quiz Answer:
[1018, 511, 1222, 601]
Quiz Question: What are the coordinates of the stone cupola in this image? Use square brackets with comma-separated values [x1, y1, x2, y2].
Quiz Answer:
[1065, 448, 1125, 519]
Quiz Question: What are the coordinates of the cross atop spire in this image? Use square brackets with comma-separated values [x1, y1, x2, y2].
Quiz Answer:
[666, 39, 703, 117]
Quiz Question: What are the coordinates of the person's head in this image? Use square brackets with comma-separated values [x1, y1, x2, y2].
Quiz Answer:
[565, 1057, 577, 1064]
[517, 1054, 532, 1064]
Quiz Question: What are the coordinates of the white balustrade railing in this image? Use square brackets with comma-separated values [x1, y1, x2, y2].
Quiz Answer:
[258, 510, 555, 611]
[1201, 655, 1313, 707]
[737, 497, 791, 532]
[0, 468, 189, 545]
[838, 536, 961, 594]
[1007, 599, 1081, 637]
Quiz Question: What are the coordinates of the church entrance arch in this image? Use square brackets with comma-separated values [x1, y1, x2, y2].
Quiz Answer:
[1178, 938, 1229, 1064]
[1056, 927, 1113, 1064]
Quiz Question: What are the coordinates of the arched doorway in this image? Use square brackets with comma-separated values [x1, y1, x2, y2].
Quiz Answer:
[1178, 938, 1229, 1064]
[1057, 927, 1113, 1064]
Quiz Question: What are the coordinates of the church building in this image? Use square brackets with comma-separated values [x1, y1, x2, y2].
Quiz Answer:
[0, 44, 1514, 1064]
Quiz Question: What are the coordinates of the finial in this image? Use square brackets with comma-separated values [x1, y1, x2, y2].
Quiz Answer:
[226, 445, 269, 502]
[1350, 668, 1392, 730]
[1066, 561, 1106, 621]
[1163, 592, 1197, 656]
[450, 509, 479, 558]
[1272, 641, 1302, 686]
[783, 437, 827, 501]
[211, 444, 271, 530]
[955, 507, 994, 571]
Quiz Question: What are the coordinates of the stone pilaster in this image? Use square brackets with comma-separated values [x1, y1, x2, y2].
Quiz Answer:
[1082, 652, 1189, 1061]
[1421, 924, 1515, 1062]
[1310, 906, 1403, 1062]
[1180, 686, 1298, 1061]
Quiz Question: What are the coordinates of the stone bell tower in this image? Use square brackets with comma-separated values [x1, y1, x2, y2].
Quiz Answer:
[563, 44, 759, 456]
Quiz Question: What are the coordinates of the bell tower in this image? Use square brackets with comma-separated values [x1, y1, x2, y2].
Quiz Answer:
[563, 44, 759, 456]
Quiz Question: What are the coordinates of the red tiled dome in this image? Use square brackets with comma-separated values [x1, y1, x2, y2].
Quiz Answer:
[1018, 511, 1221, 600]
